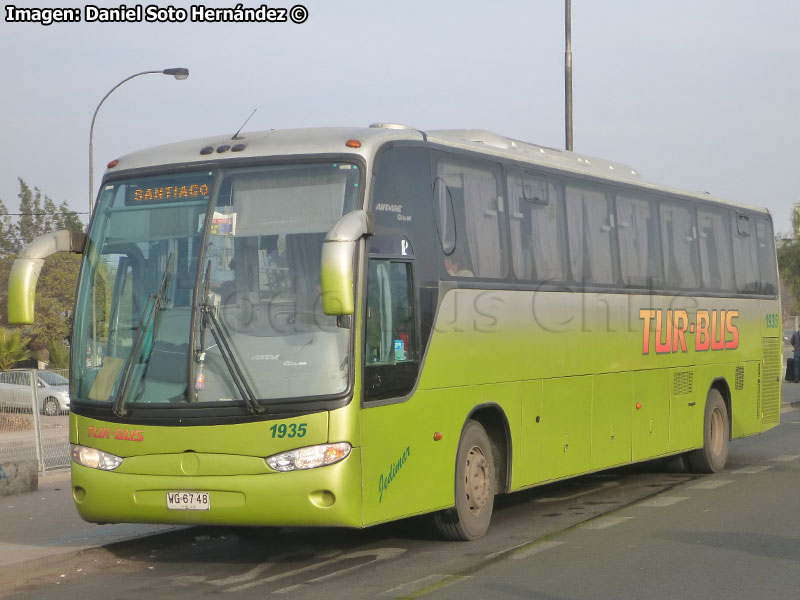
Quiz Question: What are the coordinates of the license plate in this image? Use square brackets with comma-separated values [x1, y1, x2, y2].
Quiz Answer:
[166, 491, 210, 510]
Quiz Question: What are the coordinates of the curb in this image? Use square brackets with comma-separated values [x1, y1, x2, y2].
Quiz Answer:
[0, 525, 194, 594]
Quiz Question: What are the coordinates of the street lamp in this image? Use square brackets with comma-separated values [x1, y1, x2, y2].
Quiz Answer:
[88, 68, 189, 219]
[565, 0, 573, 151]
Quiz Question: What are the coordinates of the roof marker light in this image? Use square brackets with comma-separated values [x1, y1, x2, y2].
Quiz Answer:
[345, 139, 362, 148]
[200, 146, 214, 155]
[107, 159, 119, 168]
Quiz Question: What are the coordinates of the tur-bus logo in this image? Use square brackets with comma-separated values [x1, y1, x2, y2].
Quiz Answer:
[639, 309, 739, 355]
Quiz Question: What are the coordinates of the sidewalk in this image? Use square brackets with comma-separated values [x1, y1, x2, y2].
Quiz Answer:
[0, 469, 183, 588]
[1, 391, 798, 589]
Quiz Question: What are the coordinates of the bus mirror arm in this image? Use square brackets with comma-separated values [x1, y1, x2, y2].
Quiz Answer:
[320, 210, 373, 316]
[8, 230, 86, 324]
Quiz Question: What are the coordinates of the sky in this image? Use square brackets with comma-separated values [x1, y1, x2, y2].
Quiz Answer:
[1, 0, 799, 234]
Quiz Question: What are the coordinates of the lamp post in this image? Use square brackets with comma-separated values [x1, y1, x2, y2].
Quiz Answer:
[88, 68, 189, 219]
[565, 0, 573, 151]
[86, 68, 188, 369]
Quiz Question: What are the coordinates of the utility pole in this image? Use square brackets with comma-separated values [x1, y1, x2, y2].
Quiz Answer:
[565, 0, 574, 151]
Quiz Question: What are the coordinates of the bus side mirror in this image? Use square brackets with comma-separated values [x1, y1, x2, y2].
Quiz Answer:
[8, 230, 86, 324]
[320, 210, 373, 316]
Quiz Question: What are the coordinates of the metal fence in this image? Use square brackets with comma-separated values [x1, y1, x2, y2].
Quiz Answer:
[0, 368, 70, 472]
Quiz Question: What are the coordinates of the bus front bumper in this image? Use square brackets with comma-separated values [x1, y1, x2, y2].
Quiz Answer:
[70, 449, 362, 528]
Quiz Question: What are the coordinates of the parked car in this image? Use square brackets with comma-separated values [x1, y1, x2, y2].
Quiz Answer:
[0, 369, 70, 416]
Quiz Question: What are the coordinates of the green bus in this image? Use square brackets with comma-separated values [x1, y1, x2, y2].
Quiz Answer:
[8, 124, 781, 540]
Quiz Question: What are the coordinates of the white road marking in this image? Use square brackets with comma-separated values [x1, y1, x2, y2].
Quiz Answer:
[582, 516, 635, 529]
[510, 540, 565, 560]
[641, 496, 689, 507]
[208, 561, 282, 585]
[380, 574, 472, 597]
[733, 465, 773, 474]
[689, 480, 733, 490]
[769, 454, 800, 462]
[534, 481, 619, 503]
[225, 548, 405, 593]
[485, 539, 564, 560]
[485, 541, 534, 559]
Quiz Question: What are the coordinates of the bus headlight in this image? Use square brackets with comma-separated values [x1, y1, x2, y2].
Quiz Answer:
[265, 442, 351, 472]
[71, 444, 123, 471]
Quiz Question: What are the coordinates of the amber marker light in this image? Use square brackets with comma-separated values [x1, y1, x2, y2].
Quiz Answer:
[107, 159, 119, 168]
[345, 139, 362, 148]
[433, 432, 443, 441]
[635, 402, 642, 410]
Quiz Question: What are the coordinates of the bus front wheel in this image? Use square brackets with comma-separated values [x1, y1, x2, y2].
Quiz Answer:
[686, 389, 729, 473]
[434, 420, 495, 541]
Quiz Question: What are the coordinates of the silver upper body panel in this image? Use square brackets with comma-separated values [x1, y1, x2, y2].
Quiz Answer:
[104, 124, 769, 216]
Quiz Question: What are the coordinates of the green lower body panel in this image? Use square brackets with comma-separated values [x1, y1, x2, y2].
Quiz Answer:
[71, 449, 363, 528]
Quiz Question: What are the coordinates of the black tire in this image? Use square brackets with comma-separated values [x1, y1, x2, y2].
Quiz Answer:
[42, 397, 59, 417]
[686, 389, 729, 473]
[433, 420, 495, 541]
[662, 453, 689, 473]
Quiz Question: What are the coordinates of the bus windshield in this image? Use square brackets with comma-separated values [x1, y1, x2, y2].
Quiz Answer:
[72, 162, 360, 411]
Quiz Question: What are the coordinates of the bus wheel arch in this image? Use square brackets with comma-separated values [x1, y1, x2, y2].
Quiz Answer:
[434, 419, 495, 540]
[433, 404, 511, 541]
[710, 377, 732, 441]
[686, 385, 730, 473]
[465, 404, 512, 495]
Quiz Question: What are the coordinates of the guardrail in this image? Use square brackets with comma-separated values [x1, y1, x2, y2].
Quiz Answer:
[0, 368, 70, 472]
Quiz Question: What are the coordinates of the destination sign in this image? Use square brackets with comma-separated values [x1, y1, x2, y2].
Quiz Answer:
[132, 183, 210, 203]
[123, 173, 213, 206]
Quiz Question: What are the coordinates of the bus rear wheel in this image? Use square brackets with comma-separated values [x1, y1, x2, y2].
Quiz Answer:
[434, 420, 495, 541]
[686, 389, 729, 473]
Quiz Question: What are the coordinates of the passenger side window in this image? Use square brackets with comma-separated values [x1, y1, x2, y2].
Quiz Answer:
[616, 194, 662, 287]
[660, 202, 700, 290]
[365, 261, 415, 365]
[732, 213, 759, 293]
[697, 208, 734, 292]
[566, 184, 615, 285]
[435, 156, 505, 278]
[506, 170, 564, 282]
[756, 216, 778, 296]
[364, 260, 420, 402]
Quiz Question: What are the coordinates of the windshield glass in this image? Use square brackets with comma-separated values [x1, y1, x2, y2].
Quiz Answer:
[72, 162, 359, 411]
[195, 162, 358, 403]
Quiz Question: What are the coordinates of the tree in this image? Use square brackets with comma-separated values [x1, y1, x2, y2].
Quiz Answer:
[0, 178, 84, 355]
[0, 328, 30, 370]
[0, 198, 19, 255]
[47, 339, 70, 369]
[26, 253, 82, 350]
[778, 240, 800, 314]
[15, 177, 83, 247]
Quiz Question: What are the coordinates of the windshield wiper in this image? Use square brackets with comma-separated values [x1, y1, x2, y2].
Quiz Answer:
[197, 261, 264, 415]
[112, 254, 173, 417]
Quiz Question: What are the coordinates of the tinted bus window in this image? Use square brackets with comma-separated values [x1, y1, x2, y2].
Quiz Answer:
[506, 170, 564, 282]
[660, 202, 700, 290]
[697, 207, 734, 292]
[616, 193, 662, 287]
[434, 155, 505, 278]
[566, 184, 615, 285]
[370, 145, 437, 280]
[732, 213, 759, 293]
[756, 216, 778, 296]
